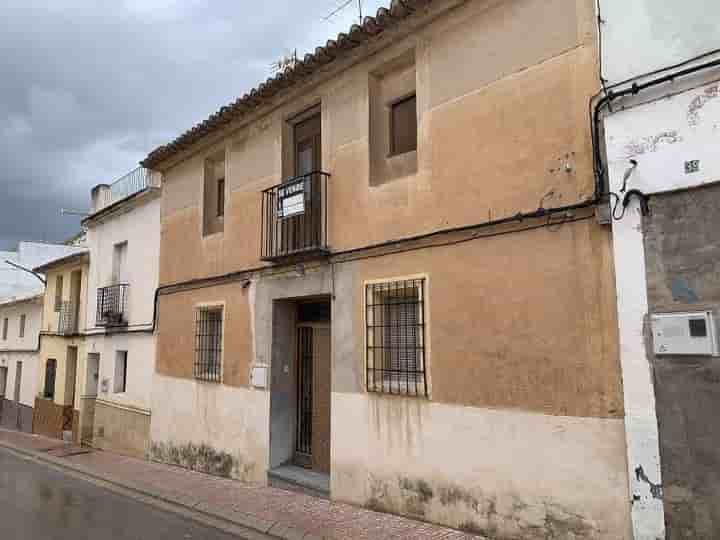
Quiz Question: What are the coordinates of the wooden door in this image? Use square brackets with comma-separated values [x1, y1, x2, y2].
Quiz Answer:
[281, 113, 321, 254]
[294, 322, 331, 474]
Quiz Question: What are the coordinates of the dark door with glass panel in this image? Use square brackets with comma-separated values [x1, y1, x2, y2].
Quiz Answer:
[280, 113, 321, 255]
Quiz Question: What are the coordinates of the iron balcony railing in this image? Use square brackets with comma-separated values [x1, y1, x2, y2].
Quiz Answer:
[58, 301, 79, 335]
[94, 167, 159, 212]
[96, 284, 129, 327]
[261, 171, 329, 262]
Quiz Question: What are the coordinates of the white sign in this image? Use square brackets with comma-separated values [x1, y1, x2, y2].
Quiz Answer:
[277, 182, 305, 218]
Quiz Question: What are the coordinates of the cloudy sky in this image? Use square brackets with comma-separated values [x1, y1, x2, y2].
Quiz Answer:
[0, 0, 386, 250]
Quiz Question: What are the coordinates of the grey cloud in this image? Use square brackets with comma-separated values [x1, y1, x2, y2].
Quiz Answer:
[0, 0, 386, 249]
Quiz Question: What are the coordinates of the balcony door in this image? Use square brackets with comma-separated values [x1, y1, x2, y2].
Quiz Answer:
[280, 112, 321, 255]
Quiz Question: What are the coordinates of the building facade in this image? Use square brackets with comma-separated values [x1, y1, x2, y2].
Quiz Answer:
[0, 294, 43, 432]
[598, 2, 720, 537]
[81, 167, 161, 458]
[33, 251, 90, 442]
[143, 0, 631, 537]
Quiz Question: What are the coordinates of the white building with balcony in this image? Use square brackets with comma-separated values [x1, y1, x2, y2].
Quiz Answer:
[82, 167, 161, 458]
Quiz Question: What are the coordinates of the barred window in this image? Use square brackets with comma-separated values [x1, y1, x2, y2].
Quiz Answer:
[366, 278, 427, 397]
[194, 306, 223, 382]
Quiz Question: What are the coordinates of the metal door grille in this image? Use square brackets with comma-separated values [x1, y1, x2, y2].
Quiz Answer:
[366, 278, 427, 397]
[194, 307, 223, 383]
[296, 326, 313, 460]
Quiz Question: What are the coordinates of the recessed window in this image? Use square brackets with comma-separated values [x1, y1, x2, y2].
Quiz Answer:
[54, 275, 64, 312]
[114, 351, 128, 393]
[203, 155, 226, 236]
[44, 359, 56, 399]
[389, 94, 417, 156]
[194, 306, 223, 382]
[689, 318, 708, 338]
[1, 318, 7, 341]
[217, 178, 225, 217]
[366, 278, 427, 397]
[19, 314, 26, 338]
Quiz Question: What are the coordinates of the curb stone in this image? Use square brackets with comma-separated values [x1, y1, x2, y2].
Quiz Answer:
[0, 439, 312, 540]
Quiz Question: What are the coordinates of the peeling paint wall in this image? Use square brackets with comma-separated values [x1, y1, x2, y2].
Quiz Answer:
[605, 78, 720, 538]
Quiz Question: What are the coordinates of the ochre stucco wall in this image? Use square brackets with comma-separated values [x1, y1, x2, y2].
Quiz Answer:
[156, 283, 253, 387]
[157, 0, 600, 286]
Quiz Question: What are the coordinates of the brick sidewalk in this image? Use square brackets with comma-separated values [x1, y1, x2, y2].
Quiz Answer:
[0, 428, 483, 540]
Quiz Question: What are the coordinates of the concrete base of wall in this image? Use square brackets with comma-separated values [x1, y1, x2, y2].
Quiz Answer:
[0, 399, 34, 433]
[32, 397, 72, 439]
[92, 399, 151, 459]
[332, 393, 632, 539]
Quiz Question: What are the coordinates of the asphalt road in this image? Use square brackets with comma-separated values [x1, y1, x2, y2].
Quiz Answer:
[0, 448, 242, 539]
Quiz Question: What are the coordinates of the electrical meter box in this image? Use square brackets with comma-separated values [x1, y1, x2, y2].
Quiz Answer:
[651, 311, 718, 356]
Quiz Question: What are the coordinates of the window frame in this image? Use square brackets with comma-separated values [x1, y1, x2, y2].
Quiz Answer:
[217, 177, 225, 218]
[44, 359, 57, 399]
[388, 93, 418, 157]
[365, 276, 428, 397]
[54, 275, 64, 312]
[114, 351, 128, 394]
[194, 304, 224, 383]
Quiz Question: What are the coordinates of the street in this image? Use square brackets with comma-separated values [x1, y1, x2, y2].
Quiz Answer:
[0, 448, 241, 540]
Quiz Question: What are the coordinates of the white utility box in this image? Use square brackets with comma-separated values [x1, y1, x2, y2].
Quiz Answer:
[651, 311, 718, 356]
[250, 365, 268, 389]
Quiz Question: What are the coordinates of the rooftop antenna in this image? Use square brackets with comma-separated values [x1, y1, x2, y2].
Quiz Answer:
[60, 208, 89, 217]
[270, 49, 298, 74]
[323, 0, 363, 24]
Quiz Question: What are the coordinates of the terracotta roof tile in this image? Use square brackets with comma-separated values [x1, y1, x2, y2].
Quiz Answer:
[141, 0, 430, 168]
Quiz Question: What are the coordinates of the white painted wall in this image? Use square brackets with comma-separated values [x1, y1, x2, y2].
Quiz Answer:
[603, 79, 720, 539]
[0, 296, 43, 406]
[150, 374, 270, 484]
[599, 0, 720, 86]
[84, 191, 160, 414]
[86, 194, 160, 329]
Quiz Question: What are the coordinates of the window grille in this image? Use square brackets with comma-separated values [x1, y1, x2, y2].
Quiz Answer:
[54, 275, 64, 312]
[194, 307, 223, 382]
[366, 278, 427, 397]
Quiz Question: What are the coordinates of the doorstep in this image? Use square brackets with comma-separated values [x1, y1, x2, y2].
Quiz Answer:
[268, 464, 330, 498]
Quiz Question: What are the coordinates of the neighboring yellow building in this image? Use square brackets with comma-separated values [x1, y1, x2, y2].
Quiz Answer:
[33, 251, 90, 442]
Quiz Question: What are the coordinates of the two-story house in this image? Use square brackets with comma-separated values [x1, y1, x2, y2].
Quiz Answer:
[33, 250, 89, 441]
[81, 167, 161, 457]
[143, 0, 629, 536]
[0, 293, 43, 432]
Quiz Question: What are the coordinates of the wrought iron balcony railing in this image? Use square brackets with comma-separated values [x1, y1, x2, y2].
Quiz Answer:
[261, 171, 329, 262]
[58, 301, 79, 335]
[96, 284, 129, 327]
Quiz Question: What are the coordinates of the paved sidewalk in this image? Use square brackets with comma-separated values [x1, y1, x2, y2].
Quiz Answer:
[0, 428, 483, 540]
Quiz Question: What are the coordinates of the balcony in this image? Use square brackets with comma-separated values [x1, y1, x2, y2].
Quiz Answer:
[91, 167, 160, 214]
[58, 302, 79, 335]
[96, 284, 129, 327]
[261, 171, 330, 262]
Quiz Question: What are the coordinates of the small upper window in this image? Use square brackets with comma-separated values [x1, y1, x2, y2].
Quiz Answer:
[217, 178, 225, 217]
[389, 94, 417, 156]
[2, 318, 7, 341]
[19, 314, 26, 338]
